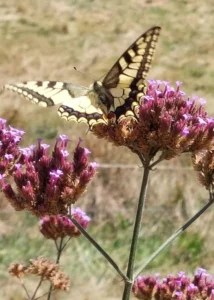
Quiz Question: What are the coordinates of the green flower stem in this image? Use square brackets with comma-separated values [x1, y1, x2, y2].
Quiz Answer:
[122, 160, 151, 300]
[56, 238, 64, 263]
[134, 197, 214, 278]
[47, 238, 64, 300]
[70, 216, 128, 282]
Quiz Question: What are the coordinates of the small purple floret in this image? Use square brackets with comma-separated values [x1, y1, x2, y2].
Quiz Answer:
[133, 268, 214, 300]
[0, 131, 97, 216]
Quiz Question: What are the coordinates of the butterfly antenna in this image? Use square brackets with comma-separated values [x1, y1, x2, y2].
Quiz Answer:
[97, 71, 109, 82]
[73, 67, 96, 81]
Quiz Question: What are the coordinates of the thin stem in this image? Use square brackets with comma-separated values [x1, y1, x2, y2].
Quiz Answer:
[150, 157, 164, 169]
[20, 279, 31, 299]
[134, 197, 214, 278]
[34, 288, 55, 300]
[137, 152, 146, 165]
[47, 238, 64, 300]
[31, 277, 44, 300]
[70, 216, 128, 282]
[61, 237, 71, 251]
[47, 284, 53, 300]
[56, 237, 64, 263]
[54, 240, 59, 253]
[54, 239, 59, 251]
[122, 159, 151, 300]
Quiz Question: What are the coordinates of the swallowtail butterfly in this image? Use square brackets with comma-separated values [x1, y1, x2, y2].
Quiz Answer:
[3, 26, 161, 128]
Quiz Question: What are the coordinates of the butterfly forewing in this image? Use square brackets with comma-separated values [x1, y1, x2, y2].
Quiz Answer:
[4, 81, 89, 106]
[103, 26, 161, 109]
[4, 81, 106, 126]
[103, 26, 160, 89]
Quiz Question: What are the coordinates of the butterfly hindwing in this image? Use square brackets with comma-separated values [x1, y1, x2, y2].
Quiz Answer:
[57, 93, 105, 126]
[58, 102, 105, 127]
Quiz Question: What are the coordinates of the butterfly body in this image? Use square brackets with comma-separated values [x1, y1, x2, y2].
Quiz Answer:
[3, 26, 161, 128]
[90, 81, 114, 114]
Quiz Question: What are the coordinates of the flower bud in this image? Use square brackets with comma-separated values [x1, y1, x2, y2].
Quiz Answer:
[40, 208, 91, 239]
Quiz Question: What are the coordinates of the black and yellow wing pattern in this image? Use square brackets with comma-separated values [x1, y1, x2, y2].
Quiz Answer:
[3, 26, 161, 127]
[102, 26, 161, 119]
[4, 81, 105, 127]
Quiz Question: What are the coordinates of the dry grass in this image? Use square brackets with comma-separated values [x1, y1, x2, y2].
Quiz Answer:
[0, 0, 214, 299]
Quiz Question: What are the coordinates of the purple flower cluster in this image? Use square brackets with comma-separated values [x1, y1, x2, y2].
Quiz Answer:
[0, 136, 98, 216]
[133, 269, 214, 300]
[0, 118, 24, 175]
[40, 208, 91, 239]
[138, 81, 213, 156]
[93, 81, 214, 159]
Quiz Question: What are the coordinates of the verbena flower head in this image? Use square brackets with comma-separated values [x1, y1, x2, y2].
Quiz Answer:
[133, 268, 214, 300]
[9, 256, 70, 290]
[192, 150, 214, 191]
[93, 81, 214, 159]
[40, 208, 91, 239]
[0, 118, 24, 175]
[0, 136, 98, 216]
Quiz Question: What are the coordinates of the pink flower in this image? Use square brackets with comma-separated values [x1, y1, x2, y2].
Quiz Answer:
[133, 269, 214, 300]
[0, 118, 24, 175]
[0, 136, 97, 216]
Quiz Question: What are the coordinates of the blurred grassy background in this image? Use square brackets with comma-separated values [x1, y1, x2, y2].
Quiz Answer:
[0, 0, 214, 299]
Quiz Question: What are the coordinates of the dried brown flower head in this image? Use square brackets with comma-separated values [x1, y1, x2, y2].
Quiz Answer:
[9, 262, 28, 278]
[9, 256, 70, 291]
[192, 150, 214, 190]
